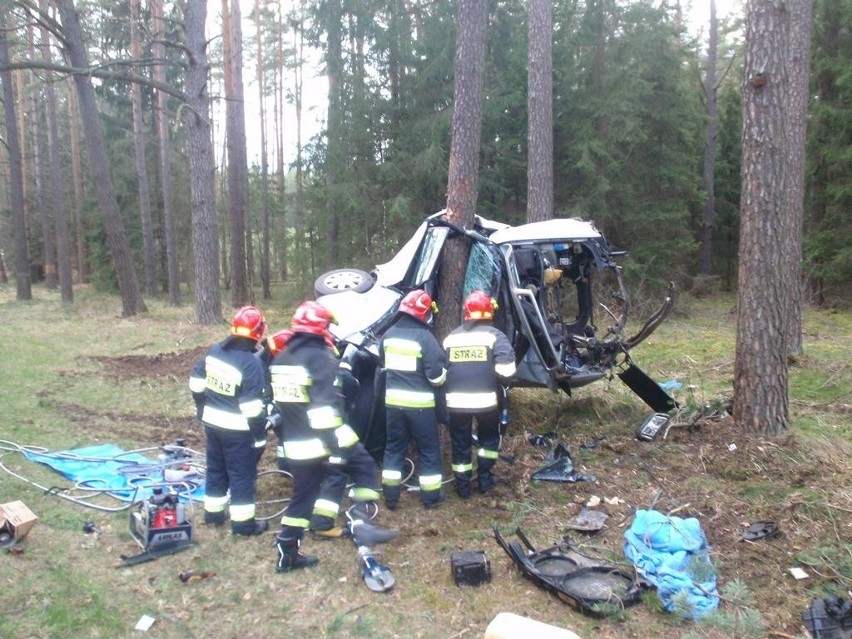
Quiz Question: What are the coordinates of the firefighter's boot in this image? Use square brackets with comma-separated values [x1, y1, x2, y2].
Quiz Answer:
[478, 470, 496, 494]
[454, 470, 472, 499]
[310, 514, 349, 540]
[232, 518, 269, 536]
[275, 534, 318, 572]
[347, 503, 399, 546]
[204, 510, 226, 527]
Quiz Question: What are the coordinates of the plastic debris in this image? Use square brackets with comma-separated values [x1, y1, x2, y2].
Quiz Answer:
[565, 507, 608, 532]
[531, 444, 596, 483]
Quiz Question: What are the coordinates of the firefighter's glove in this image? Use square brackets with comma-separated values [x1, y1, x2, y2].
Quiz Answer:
[248, 416, 269, 442]
[192, 394, 205, 421]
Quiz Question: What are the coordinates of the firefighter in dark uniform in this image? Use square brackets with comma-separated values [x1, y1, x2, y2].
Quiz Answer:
[267, 330, 361, 540]
[270, 301, 397, 572]
[308, 353, 364, 539]
[442, 291, 516, 497]
[380, 289, 448, 509]
[189, 306, 270, 536]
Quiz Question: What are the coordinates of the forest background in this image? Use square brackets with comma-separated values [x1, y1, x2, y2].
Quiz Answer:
[2, 1, 852, 637]
[0, 0, 850, 315]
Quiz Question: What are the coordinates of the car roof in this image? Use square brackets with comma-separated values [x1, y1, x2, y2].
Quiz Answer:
[488, 218, 602, 245]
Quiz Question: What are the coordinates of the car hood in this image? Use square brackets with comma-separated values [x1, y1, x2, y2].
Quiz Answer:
[320, 286, 402, 346]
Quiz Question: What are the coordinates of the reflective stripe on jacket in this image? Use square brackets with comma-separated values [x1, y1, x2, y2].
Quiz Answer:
[381, 314, 447, 409]
[189, 340, 266, 431]
[270, 333, 352, 461]
[443, 321, 516, 412]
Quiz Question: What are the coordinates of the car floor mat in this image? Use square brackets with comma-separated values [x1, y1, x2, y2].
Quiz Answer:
[493, 526, 646, 617]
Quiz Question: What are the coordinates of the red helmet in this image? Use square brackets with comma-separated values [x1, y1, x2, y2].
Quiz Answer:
[231, 306, 267, 341]
[398, 289, 435, 322]
[267, 329, 294, 356]
[291, 301, 336, 337]
[463, 290, 496, 321]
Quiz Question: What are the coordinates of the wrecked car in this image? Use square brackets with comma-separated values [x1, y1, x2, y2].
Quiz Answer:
[314, 211, 676, 454]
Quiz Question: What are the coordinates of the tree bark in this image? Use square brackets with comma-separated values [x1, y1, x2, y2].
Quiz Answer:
[185, 0, 222, 324]
[130, 0, 158, 298]
[806, 0, 840, 306]
[734, 0, 790, 435]
[254, 0, 271, 300]
[28, 19, 55, 289]
[0, 9, 32, 300]
[700, 0, 719, 276]
[56, 0, 147, 316]
[526, 0, 554, 223]
[66, 76, 87, 284]
[223, 0, 250, 307]
[292, 11, 305, 284]
[437, 0, 488, 339]
[38, 0, 73, 302]
[784, 0, 813, 356]
[152, 0, 180, 304]
[324, 0, 343, 268]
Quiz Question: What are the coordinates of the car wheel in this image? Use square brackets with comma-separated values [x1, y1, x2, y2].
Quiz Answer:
[314, 268, 374, 296]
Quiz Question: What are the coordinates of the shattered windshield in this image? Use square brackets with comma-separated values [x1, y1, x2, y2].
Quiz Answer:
[463, 242, 502, 298]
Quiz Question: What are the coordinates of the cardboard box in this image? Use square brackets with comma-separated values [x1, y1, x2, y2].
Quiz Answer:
[0, 500, 38, 543]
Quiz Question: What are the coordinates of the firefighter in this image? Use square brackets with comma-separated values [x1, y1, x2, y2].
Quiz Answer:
[269, 331, 362, 540]
[442, 290, 516, 497]
[270, 301, 397, 573]
[380, 289, 448, 510]
[189, 305, 270, 536]
[265, 330, 294, 474]
[308, 353, 364, 539]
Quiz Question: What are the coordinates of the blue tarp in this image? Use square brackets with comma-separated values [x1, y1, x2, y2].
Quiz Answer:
[23, 444, 204, 502]
[623, 509, 720, 619]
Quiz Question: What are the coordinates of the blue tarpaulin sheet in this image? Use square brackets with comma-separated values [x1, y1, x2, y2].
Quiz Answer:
[23, 444, 204, 502]
[623, 509, 719, 619]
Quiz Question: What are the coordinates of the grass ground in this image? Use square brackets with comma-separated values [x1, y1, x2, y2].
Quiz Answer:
[0, 285, 849, 639]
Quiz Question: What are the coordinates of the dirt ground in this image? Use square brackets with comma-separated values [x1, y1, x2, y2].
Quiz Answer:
[78, 348, 852, 637]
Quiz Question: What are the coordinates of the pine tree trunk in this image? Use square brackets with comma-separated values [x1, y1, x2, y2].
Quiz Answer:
[0, 11, 32, 300]
[28, 20, 56, 289]
[807, 0, 840, 307]
[700, 0, 719, 276]
[254, 0, 271, 300]
[38, 0, 73, 303]
[784, 0, 814, 356]
[437, 0, 488, 339]
[293, 16, 305, 284]
[526, 0, 553, 223]
[185, 0, 222, 324]
[325, 0, 343, 268]
[57, 0, 147, 316]
[152, 0, 180, 305]
[66, 77, 87, 284]
[734, 0, 790, 435]
[131, 0, 158, 298]
[223, 0, 250, 307]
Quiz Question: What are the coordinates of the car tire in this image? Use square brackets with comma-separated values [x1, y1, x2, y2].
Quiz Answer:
[314, 268, 374, 296]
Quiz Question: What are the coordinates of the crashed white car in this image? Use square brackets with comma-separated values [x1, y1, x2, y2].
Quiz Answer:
[316, 211, 676, 428]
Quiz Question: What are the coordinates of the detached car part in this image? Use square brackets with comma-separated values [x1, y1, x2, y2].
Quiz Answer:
[493, 526, 646, 617]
